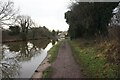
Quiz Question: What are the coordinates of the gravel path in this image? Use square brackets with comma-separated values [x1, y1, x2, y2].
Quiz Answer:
[51, 41, 82, 78]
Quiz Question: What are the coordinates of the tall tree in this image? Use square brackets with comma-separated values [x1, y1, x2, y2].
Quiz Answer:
[65, 2, 118, 39]
[15, 15, 34, 41]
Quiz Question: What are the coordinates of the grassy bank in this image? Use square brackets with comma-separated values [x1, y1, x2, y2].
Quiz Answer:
[69, 39, 118, 78]
[42, 41, 62, 78]
[48, 41, 62, 63]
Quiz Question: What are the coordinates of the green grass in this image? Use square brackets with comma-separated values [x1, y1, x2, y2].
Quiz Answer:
[42, 67, 52, 78]
[69, 40, 117, 78]
[48, 41, 62, 63]
[42, 41, 62, 78]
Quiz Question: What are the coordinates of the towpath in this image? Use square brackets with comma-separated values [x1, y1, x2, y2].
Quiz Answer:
[51, 41, 83, 78]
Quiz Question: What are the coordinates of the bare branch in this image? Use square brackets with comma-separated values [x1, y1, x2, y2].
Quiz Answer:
[0, 0, 18, 26]
[15, 15, 34, 40]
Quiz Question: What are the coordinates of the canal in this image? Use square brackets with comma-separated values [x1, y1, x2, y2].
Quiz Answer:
[1, 39, 57, 78]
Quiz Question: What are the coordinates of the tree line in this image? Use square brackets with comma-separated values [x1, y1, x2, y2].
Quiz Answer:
[0, 0, 56, 42]
[65, 1, 118, 39]
[65, 1, 120, 77]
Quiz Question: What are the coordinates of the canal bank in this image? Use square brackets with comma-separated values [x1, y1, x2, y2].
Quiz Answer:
[32, 41, 62, 78]
[69, 39, 119, 78]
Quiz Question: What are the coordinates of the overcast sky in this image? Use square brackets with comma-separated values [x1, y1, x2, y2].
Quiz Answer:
[12, 0, 70, 31]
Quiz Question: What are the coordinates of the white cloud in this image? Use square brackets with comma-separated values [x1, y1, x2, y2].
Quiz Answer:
[12, 0, 70, 31]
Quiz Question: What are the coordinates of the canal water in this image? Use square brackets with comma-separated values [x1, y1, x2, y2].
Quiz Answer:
[0, 39, 57, 78]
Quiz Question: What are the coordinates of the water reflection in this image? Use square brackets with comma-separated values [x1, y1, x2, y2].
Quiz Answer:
[1, 39, 56, 78]
[1, 48, 20, 78]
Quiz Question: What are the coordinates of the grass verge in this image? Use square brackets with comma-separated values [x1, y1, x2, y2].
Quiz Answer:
[42, 41, 62, 78]
[69, 39, 118, 78]
[48, 41, 62, 63]
[42, 67, 52, 78]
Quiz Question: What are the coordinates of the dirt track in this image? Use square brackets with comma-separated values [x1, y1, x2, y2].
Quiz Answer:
[51, 41, 82, 78]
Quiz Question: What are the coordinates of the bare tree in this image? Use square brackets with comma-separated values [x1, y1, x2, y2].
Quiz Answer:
[0, 0, 18, 27]
[15, 15, 34, 41]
